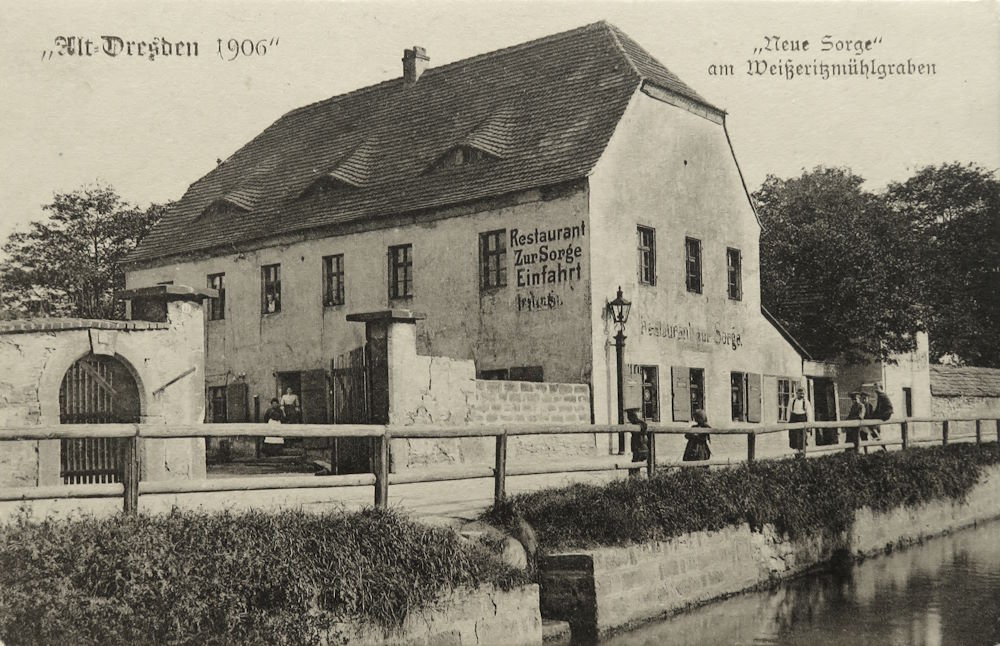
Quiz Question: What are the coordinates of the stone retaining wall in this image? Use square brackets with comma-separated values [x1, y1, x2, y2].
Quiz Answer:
[335, 584, 542, 646]
[539, 463, 1000, 640]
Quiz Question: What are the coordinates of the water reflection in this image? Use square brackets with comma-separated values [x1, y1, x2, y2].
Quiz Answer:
[603, 520, 1000, 646]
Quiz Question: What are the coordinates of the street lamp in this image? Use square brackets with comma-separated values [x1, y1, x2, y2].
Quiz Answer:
[607, 286, 631, 453]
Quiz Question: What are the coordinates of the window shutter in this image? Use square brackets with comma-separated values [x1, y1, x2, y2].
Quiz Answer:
[671, 366, 691, 422]
[226, 382, 249, 422]
[300, 369, 330, 424]
[747, 373, 762, 423]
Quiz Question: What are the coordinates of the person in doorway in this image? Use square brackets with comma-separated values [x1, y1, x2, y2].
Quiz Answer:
[787, 387, 813, 453]
[281, 387, 300, 424]
[845, 391, 869, 451]
[683, 409, 711, 462]
[262, 397, 285, 456]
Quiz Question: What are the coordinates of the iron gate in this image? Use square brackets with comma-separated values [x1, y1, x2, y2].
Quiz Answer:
[58, 353, 141, 484]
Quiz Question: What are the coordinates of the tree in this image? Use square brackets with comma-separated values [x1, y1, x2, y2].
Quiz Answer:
[0, 184, 167, 319]
[886, 163, 1000, 367]
[754, 167, 926, 363]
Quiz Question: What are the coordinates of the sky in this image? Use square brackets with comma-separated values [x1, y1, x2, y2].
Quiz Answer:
[1, 0, 998, 244]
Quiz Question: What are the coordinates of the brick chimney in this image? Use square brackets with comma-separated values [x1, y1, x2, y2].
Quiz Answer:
[402, 46, 429, 84]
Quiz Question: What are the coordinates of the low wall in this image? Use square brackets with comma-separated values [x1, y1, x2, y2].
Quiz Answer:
[333, 584, 542, 646]
[932, 395, 1000, 436]
[390, 349, 596, 470]
[539, 463, 1000, 640]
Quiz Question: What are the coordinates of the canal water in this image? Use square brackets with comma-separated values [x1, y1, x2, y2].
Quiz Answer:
[603, 519, 1000, 646]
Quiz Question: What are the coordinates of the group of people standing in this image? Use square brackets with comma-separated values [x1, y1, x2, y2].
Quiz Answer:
[671, 381, 896, 464]
[787, 382, 894, 452]
[261, 388, 301, 456]
[845, 383, 894, 451]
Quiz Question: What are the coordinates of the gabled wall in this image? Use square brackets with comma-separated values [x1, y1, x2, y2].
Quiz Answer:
[587, 86, 802, 449]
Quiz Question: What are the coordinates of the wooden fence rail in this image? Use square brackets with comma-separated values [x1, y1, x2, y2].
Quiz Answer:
[0, 417, 997, 513]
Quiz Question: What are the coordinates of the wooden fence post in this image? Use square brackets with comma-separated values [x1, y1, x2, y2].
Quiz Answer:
[122, 430, 140, 515]
[646, 431, 656, 478]
[374, 432, 390, 508]
[901, 421, 909, 450]
[747, 433, 756, 463]
[996, 419, 1000, 445]
[494, 433, 507, 505]
[942, 420, 949, 447]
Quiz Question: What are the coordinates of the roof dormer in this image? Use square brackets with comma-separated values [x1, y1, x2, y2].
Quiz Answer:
[297, 141, 376, 199]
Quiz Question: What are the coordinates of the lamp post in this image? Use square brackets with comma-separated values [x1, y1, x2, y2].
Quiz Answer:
[607, 286, 631, 454]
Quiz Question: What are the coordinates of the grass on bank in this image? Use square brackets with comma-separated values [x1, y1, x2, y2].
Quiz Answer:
[0, 507, 527, 646]
[484, 443, 1000, 551]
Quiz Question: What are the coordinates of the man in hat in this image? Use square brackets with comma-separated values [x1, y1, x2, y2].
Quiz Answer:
[845, 390, 869, 450]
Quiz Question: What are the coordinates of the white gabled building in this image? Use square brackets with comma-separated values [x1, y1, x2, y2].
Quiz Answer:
[125, 22, 806, 459]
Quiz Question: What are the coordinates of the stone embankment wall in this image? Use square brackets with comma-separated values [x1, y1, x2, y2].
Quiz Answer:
[335, 584, 542, 646]
[540, 463, 1000, 640]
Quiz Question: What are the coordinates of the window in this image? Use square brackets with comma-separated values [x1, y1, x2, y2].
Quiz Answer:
[388, 244, 413, 299]
[638, 226, 656, 286]
[476, 366, 544, 382]
[510, 366, 544, 382]
[689, 368, 705, 419]
[727, 248, 742, 300]
[323, 254, 345, 306]
[685, 237, 702, 293]
[479, 230, 507, 290]
[208, 386, 227, 423]
[640, 366, 659, 422]
[207, 273, 225, 320]
[431, 145, 493, 170]
[261, 264, 281, 314]
[777, 378, 791, 421]
[731, 372, 747, 422]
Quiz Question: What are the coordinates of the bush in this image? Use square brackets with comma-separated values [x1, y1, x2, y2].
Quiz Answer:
[0, 507, 527, 645]
[483, 443, 1000, 550]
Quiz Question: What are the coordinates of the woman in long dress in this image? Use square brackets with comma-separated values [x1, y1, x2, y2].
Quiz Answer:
[683, 409, 712, 462]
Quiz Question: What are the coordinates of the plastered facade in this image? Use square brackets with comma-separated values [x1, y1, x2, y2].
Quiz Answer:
[0, 299, 207, 487]
[128, 187, 594, 409]
[588, 88, 804, 431]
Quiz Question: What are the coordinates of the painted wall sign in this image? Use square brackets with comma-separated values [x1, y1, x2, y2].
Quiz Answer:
[639, 317, 744, 350]
[511, 220, 586, 311]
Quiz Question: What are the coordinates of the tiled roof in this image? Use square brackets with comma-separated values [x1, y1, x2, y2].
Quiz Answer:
[0, 319, 170, 335]
[127, 21, 720, 265]
[930, 365, 1000, 398]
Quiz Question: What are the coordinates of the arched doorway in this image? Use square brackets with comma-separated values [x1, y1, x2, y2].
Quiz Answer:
[58, 353, 141, 484]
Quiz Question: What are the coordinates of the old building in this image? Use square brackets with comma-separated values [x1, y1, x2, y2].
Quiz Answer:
[125, 22, 806, 454]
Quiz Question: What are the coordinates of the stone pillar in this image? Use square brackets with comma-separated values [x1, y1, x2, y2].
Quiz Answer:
[119, 285, 217, 481]
[346, 309, 426, 471]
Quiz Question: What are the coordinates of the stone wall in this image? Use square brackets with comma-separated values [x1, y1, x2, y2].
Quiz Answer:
[474, 380, 595, 461]
[540, 463, 1000, 639]
[383, 317, 597, 471]
[931, 395, 1000, 437]
[0, 292, 208, 487]
[335, 584, 542, 646]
